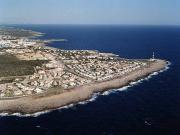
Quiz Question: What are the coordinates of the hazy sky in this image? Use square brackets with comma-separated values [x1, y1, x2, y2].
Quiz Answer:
[0, 0, 180, 25]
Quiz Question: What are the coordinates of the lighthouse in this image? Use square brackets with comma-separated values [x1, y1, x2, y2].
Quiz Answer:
[150, 52, 155, 61]
[152, 52, 155, 59]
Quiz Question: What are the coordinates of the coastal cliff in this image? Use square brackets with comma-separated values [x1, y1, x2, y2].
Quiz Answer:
[0, 59, 167, 114]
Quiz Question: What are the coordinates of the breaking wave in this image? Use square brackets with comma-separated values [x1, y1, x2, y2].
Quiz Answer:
[102, 61, 171, 96]
[0, 61, 171, 117]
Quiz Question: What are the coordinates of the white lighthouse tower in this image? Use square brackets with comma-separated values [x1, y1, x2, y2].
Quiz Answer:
[152, 52, 155, 59]
[150, 52, 155, 61]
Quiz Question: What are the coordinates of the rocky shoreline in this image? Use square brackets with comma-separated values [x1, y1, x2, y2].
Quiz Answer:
[0, 59, 167, 114]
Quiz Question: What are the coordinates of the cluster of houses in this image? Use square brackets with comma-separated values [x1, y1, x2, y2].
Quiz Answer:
[66, 56, 148, 81]
[0, 35, 151, 98]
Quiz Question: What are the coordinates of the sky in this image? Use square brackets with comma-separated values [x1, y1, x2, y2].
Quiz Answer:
[0, 0, 180, 25]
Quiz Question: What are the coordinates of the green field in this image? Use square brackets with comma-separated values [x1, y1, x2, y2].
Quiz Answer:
[0, 54, 47, 77]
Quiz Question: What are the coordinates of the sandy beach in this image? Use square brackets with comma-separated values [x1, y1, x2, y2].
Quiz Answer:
[0, 59, 167, 114]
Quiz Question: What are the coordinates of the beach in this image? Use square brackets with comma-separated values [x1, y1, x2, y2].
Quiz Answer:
[0, 59, 167, 114]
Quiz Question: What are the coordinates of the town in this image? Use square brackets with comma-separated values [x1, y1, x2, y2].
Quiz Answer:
[0, 28, 154, 98]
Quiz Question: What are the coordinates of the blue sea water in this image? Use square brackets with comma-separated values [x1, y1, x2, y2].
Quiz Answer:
[0, 25, 180, 135]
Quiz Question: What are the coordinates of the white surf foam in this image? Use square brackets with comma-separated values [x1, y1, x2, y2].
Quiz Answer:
[0, 113, 9, 117]
[0, 61, 171, 117]
[99, 61, 171, 96]
[0, 110, 52, 118]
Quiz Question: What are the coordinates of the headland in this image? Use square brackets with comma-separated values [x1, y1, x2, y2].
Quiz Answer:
[0, 27, 168, 114]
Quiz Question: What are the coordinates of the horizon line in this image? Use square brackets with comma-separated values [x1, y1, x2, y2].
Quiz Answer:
[1, 23, 180, 27]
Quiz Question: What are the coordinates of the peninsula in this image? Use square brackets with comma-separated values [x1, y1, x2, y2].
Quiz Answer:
[0, 27, 167, 114]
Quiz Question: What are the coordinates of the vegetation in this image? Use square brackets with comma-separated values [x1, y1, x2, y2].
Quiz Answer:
[0, 54, 48, 77]
[0, 27, 42, 38]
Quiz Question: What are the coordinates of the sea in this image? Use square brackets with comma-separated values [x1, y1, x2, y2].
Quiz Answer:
[0, 25, 180, 135]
